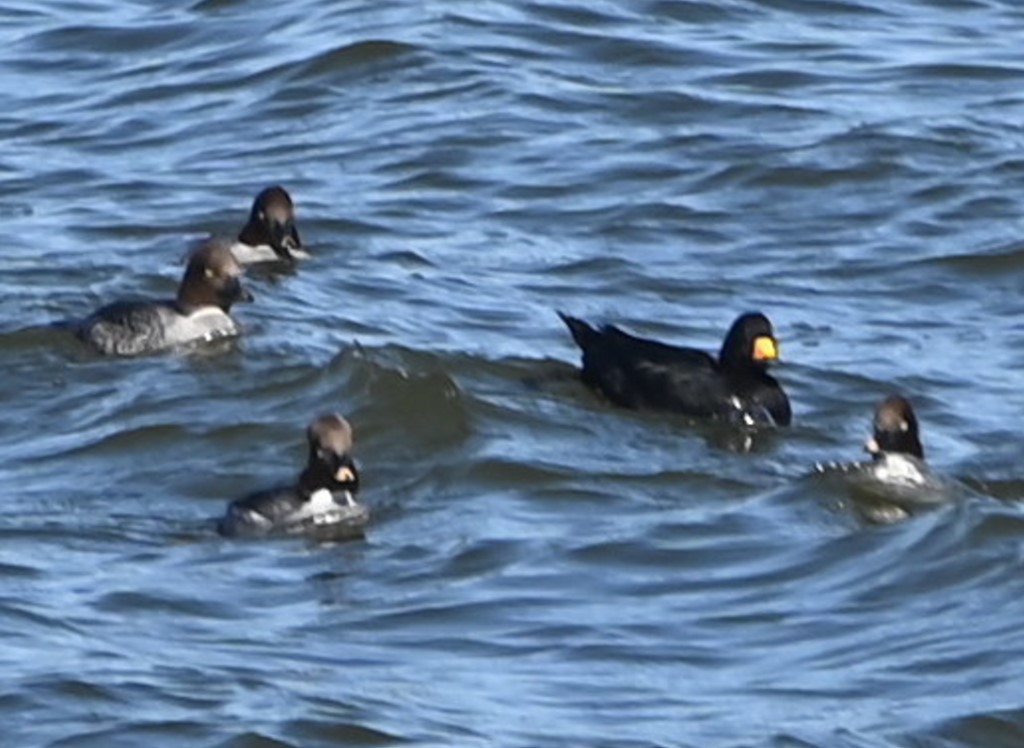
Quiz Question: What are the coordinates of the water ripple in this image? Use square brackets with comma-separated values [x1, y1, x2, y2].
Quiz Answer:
[2, 0, 1024, 745]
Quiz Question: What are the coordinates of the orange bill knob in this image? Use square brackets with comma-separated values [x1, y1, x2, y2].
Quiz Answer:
[752, 335, 779, 361]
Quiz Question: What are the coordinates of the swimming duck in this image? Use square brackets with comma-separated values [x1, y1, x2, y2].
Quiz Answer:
[230, 185, 309, 265]
[77, 240, 253, 356]
[863, 394, 930, 486]
[559, 311, 791, 426]
[816, 394, 955, 522]
[218, 413, 368, 539]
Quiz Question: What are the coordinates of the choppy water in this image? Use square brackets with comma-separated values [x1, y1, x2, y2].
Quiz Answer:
[3, 1, 1024, 746]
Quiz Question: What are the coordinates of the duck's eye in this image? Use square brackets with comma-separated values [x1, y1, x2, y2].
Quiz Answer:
[258, 210, 266, 221]
[204, 268, 216, 279]
[900, 420, 909, 432]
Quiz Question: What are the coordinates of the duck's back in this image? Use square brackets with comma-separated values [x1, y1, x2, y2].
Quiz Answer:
[78, 300, 238, 356]
[230, 240, 311, 265]
[219, 486, 296, 536]
[219, 485, 367, 538]
[561, 314, 729, 414]
[78, 300, 177, 356]
[229, 241, 279, 265]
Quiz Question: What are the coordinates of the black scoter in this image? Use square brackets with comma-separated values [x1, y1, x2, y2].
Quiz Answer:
[559, 311, 791, 426]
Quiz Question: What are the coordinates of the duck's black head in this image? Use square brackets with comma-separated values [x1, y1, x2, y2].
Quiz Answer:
[865, 395, 924, 460]
[718, 312, 780, 370]
[299, 413, 360, 495]
[178, 240, 253, 312]
[239, 185, 302, 261]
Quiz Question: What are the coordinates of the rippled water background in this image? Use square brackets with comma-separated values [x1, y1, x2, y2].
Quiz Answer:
[3, 1, 1024, 746]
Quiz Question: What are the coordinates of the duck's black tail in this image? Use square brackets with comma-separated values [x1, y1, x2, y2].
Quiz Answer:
[557, 311, 597, 350]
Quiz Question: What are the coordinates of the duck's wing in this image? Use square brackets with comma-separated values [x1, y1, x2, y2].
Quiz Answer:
[218, 485, 296, 536]
[559, 313, 728, 415]
[739, 371, 792, 426]
[77, 300, 173, 356]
